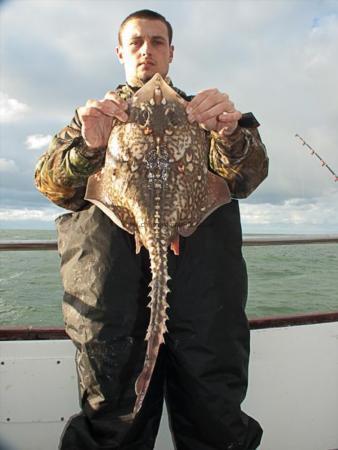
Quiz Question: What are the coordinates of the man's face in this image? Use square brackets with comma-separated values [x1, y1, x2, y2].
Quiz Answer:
[116, 18, 174, 84]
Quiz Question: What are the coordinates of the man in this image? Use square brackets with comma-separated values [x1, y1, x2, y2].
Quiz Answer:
[35, 9, 268, 450]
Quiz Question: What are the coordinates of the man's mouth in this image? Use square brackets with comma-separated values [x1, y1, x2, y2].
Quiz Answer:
[139, 60, 155, 68]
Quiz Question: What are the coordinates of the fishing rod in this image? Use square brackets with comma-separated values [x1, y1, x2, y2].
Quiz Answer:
[295, 134, 337, 182]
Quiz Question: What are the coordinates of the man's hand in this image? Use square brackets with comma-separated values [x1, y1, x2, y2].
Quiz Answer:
[186, 88, 242, 136]
[77, 92, 129, 149]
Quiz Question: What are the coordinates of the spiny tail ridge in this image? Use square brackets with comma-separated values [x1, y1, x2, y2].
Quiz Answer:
[132, 239, 170, 417]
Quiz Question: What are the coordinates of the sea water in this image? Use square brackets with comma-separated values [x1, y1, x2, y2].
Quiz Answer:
[0, 229, 337, 326]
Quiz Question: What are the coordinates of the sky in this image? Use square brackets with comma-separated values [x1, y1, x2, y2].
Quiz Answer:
[0, 0, 337, 234]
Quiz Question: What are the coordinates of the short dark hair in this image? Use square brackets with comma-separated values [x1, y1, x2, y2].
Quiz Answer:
[118, 9, 173, 45]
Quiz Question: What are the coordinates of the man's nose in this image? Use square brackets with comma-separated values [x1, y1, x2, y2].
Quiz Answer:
[140, 41, 152, 56]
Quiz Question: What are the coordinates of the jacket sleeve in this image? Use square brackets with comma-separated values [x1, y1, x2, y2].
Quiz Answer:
[34, 110, 106, 211]
[208, 114, 269, 198]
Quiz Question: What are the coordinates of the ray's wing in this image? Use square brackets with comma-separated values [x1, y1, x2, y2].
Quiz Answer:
[85, 167, 137, 234]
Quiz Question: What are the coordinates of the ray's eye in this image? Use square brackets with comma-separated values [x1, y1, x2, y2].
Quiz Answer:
[136, 108, 150, 126]
[165, 108, 179, 127]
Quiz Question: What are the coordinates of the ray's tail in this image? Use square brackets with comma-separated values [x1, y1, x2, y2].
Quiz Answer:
[133, 237, 170, 417]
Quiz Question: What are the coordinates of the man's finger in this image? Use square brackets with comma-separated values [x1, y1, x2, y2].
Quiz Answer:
[187, 89, 227, 113]
[100, 99, 128, 120]
[190, 96, 225, 119]
[192, 102, 230, 123]
[217, 111, 242, 123]
[187, 93, 234, 122]
[85, 99, 103, 108]
[85, 99, 112, 114]
[178, 97, 188, 108]
[84, 99, 128, 119]
[187, 89, 218, 112]
[78, 106, 104, 119]
[104, 91, 128, 110]
[113, 110, 129, 122]
[219, 125, 238, 136]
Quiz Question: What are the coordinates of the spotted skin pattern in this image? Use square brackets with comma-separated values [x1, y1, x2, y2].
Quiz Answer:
[85, 74, 231, 417]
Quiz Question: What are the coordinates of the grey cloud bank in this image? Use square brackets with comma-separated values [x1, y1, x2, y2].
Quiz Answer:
[0, 0, 337, 232]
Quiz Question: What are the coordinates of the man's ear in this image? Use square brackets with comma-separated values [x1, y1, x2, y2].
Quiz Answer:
[169, 45, 174, 63]
[115, 46, 124, 64]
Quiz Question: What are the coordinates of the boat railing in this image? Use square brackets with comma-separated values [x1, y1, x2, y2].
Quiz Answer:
[1, 235, 338, 251]
[0, 235, 337, 338]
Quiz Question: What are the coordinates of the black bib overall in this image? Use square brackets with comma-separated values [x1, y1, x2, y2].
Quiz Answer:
[57, 200, 262, 450]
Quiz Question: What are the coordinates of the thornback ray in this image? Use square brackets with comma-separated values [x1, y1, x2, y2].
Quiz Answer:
[84, 73, 231, 416]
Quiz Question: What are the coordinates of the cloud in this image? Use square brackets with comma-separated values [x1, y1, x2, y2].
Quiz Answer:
[305, 14, 338, 71]
[0, 158, 18, 173]
[25, 134, 52, 150]
[0, 1, 337, 232]
[0, 92, 29, 122]
[240, 189, 338, 233]
[0, 207, 60, 222]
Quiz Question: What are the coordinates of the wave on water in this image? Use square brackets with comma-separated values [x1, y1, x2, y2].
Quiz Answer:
[0, 271, 25, 284]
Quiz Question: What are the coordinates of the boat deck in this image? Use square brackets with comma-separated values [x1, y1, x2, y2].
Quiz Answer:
[1, 316, 338, 450]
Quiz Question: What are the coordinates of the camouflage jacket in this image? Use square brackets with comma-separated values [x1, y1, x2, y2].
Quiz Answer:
[35, 83, 268, 211]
